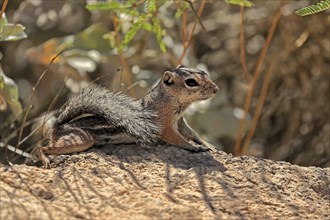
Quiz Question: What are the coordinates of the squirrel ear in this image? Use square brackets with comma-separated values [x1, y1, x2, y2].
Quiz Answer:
[163, 71, 175, 86]
[176, 64, 185, 69]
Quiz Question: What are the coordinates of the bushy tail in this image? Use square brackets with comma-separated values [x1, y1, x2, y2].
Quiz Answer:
[56, 85, 159, 145]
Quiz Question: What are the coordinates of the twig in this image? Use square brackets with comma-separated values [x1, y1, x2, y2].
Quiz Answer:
[234, 5, 283, 155]
[112, 14, 135, 97]
[15, 46, 72, 150]
[0, 142, 36, 159]
[0, 0, 8, 22]
[182, 8, 187, 44]
[17, 76, 69, 147]
[178, 0, 206, 64]
[90, 72, 113, 84]
[125, 80, 143, 92]
[241, 62, 275, 154]
[174, 0, 188, 47]
[114, 66, 124, 92]
[183, 0, 207, 31]
[4, 118, 36, 143]
[239, 6, 251, 82]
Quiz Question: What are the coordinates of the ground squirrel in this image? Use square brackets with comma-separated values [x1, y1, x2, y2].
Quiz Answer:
[38, 65, 219, 168]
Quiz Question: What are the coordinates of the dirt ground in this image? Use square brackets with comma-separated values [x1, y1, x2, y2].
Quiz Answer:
[1, 144, 329, 219]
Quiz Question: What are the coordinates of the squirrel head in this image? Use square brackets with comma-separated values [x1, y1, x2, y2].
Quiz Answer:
[161, 65, 219, 104]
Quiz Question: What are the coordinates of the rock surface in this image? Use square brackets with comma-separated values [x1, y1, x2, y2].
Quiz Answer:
[1, 145, 329, 219]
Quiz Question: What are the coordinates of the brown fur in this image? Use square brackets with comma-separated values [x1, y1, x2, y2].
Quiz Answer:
[38, 65, 219, 168]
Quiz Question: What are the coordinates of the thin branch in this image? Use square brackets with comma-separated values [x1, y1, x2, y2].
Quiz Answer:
[239, 6, 251, 82]
[114, 66, 124, 92]
[125, 80, 142, 92]
[174, 0, 188, 46]
[241, 62, 275, 154]
[178, 0, 206, 64]
[4, 117, 35, 143]
[90, 71, 113, 84]
[0, 142, 36, 159]
[18, 76, 69, 147]
[112, 14, 135, 96]
[234, 5, 283, 155]
[0, 0, 8, 22]
[15, 46, 72, 150]
[182, 9, 187, 44]
[183, 0, 207, 31]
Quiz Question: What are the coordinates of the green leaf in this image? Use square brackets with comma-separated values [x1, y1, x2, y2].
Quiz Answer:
[141, 23, 153, 32]
[225, 0, 254, 7]
[0, 65, 22, 117]
[295, 0, 330, 16]
[86, 2, 131, 10]
[146, 0, 156, 15]
[153, 18, 166, 53]
[103, 31, 117, 48]
[0, 75, 4, 89]
[175, 2, 189, 19]
[0, 14, 27, 42]
[73, 23, 112, 52]
[118, 15, 146, 52]
[0, 24, 27, 41]
[0, 14, 7, 31]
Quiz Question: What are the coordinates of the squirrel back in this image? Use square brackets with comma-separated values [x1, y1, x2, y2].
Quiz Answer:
[55, 85, 159, 145]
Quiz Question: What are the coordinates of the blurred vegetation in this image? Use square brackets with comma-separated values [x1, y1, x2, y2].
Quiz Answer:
[0, 0, 329, 167]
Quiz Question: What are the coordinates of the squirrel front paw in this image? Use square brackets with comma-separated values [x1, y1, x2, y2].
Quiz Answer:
[190, 145, 211, 153]
[180, 141, 212, 153]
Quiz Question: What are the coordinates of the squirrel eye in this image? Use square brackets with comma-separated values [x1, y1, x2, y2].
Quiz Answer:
[185, 79, 199, 87]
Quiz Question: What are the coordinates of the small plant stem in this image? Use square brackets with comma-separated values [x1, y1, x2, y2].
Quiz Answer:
[178, 0, 206, 64]
[15, 47, 71, 150]
[234, 5, 283, 155]
[112, 14, 135, 97]
[241, 62, 275, 154]
[239, 6, 251, 82]
[0, 0, 8, 22]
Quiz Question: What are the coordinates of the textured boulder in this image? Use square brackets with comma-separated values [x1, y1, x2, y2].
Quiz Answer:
[1, 145, 329, 219]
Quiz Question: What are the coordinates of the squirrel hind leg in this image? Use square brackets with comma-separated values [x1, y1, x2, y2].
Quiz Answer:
[38, 129, 96, 168]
